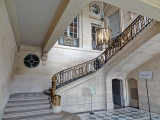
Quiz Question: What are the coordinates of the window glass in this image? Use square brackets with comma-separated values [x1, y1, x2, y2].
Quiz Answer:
[91, 23, 100, 50]
[58, 16, 79, 47]
[92, 4, 100, 14]
[24, 54, 40, 68]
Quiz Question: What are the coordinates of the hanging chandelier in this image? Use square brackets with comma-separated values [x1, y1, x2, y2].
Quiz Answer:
[96, 2, 112, 50]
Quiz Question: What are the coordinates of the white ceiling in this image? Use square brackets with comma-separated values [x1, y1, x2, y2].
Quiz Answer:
[14, 0, 62, 46]
[5, 0, 160, 52]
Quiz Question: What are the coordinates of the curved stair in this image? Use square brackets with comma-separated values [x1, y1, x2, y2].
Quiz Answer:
[45, 15, 154, 96]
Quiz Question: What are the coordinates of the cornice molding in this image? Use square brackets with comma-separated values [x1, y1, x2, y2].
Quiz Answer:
[42, 0, 70, 50]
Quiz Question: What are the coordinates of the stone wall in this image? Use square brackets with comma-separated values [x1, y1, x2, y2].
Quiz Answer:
[122, 10, 138, 30]
[126, 54, 160, 114]
[12, 46, 101, 94]
[58, 70, 107, 112]
[0, 0, 17, 119]
[128, 78, 139, 108]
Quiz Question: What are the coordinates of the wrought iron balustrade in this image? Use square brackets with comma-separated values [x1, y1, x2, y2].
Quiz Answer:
[58, 36, 79, 47]
[51, 15, 154, 106]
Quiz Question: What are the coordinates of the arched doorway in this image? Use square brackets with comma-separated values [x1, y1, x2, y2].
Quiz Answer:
[128, 78, 139, 108]
[112, 79, 123, 108]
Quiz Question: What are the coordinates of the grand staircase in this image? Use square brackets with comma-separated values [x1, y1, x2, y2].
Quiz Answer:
[2, 93, 81, 120]
[48, 15, 154, 96]
[2, 15, 154, 119]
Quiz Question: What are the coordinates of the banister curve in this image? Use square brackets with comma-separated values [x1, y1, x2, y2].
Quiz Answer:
[51, 15, 154, 106]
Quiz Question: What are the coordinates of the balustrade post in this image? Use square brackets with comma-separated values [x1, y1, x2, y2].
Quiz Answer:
[51, 75, 61, 113]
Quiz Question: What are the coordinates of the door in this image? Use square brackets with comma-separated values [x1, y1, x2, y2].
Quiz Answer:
[112, 79, 122, 106]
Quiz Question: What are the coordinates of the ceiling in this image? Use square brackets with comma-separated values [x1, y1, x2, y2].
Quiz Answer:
[5, 0, 62, 47]
[4, 0, 160, 52]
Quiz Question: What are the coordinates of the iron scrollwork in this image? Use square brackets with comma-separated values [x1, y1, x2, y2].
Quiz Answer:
[51, 15, 154, 105]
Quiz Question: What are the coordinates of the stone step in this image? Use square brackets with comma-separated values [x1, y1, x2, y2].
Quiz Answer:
[5, 104, 50, 112]
[6, 100, 49, 107]
[3, 109, 53, 119]
[44, 90, 51, 96]
[9, 93, 48, 99]
[4, 107, 51, 114]
[9, 97, 48, 102]
[2, 111, 64, 120]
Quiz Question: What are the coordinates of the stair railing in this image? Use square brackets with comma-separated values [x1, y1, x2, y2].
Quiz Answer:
[51, 15, 154, 106]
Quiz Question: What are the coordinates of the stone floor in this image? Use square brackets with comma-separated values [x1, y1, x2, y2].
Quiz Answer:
[77, 107, 160, 120]
[114, 104, 123, 109]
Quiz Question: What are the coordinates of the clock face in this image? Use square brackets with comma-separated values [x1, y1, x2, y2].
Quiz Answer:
[92, 4, 100, 14]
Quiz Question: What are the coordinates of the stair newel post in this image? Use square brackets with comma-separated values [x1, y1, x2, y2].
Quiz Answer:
[51, 75, 61, 113]
[51, 75, 57, 103]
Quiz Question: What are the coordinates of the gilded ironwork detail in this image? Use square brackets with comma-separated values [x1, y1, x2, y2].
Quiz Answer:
[52, 95, 61, 106]
[51, 75, 61, 106]
[51, 15, 154, 104]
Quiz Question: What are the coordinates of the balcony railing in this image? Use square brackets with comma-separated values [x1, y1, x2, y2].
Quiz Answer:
[51, 15, 154, 106]
[58, 36, 79, 47]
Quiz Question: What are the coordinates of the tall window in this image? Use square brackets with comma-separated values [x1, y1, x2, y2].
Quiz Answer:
[91, 23, 100, 50]
[63, 16, 78, 38]
[58, 16, 79, 47]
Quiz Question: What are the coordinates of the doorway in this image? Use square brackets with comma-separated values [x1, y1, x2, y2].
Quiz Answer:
[112, 79, 123, 109]
[128, 78, 139, 108]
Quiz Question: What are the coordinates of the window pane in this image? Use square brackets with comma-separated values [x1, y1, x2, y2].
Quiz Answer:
[74, 33, 77, 38]
[74, 17, 77, 22]
[74, 28, 77, 33]
[70, 32, 73, 36]
[58, 16, 78, 47]
[64, 32, 67, 36]
[91, 23, 101, 50]
[70, 23, 74, 27]
[70, 27, 73, 32]
[92, 26, 95, 32]
[92, 34, 95, 40]
[74, 23, 77, 28]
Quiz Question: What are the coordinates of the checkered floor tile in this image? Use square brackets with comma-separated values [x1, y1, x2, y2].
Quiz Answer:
[77, 107, 160, 120]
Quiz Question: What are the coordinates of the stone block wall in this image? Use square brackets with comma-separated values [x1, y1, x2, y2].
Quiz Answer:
[0, 0, 17, 118]
[127, 54, 160, 114]
[12, 46, 101, 94]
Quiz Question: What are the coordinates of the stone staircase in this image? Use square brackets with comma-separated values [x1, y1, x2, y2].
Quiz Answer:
[2, 93, 81, 120]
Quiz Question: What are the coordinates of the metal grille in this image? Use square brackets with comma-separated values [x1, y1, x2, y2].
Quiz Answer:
[24, 54, 39, 68]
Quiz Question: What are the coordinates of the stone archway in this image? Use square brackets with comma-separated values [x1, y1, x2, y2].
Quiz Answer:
[128, 78, 139, 108]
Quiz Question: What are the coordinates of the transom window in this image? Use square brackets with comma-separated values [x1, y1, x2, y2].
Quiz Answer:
[91, 23, 101, 50]
[92, 4, 100, 14]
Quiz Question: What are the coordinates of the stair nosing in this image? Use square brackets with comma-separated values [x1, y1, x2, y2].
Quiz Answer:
[6, 101, 49, 107]
[19, 114, 63, 120]
[9, 97, 49, 102]
[5, 104, 50, 112]
[3, 109, 52, 118]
